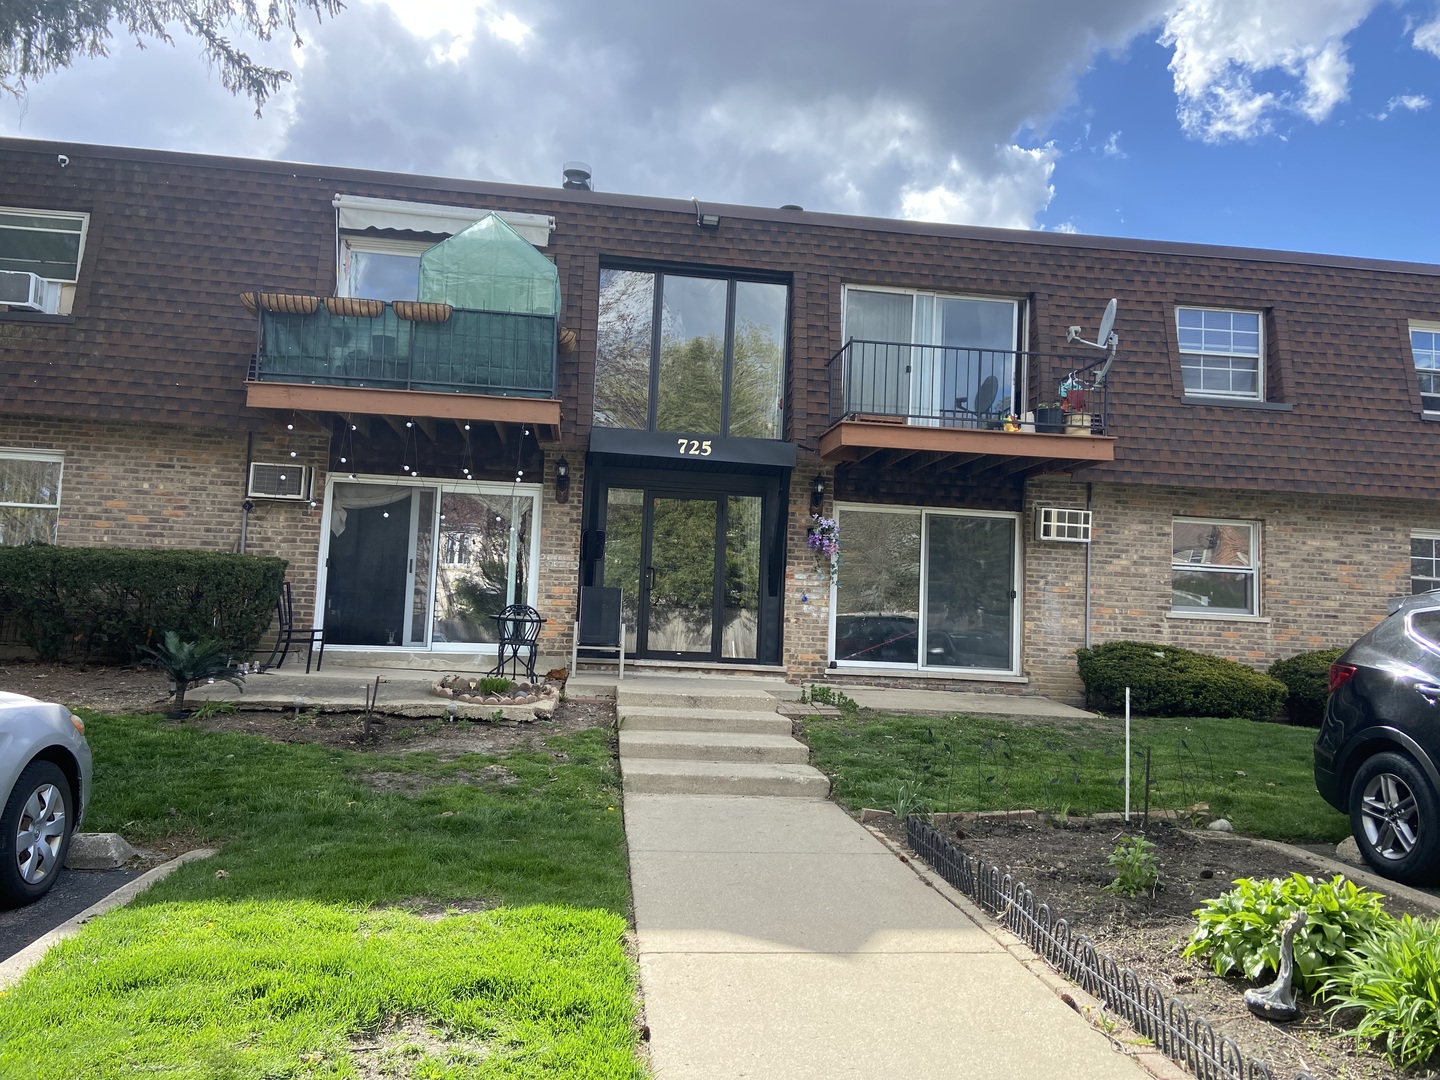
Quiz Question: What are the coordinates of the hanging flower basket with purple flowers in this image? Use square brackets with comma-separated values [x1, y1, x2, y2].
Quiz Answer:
[807, 514, 840, 581]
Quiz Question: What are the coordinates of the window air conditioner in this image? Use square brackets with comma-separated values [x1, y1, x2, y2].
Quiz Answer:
[247, 463, 313, 501]
[0, 271, 61, 313]
[1036, 507, 1092, 543]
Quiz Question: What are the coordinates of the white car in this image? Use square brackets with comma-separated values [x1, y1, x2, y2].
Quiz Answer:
[0, 692, 92, 907]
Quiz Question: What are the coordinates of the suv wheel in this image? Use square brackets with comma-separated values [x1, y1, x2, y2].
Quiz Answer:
[1349, 752, 1440, 885]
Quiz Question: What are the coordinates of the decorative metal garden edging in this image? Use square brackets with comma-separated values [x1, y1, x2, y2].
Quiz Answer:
[904, 816, 1318, 1080]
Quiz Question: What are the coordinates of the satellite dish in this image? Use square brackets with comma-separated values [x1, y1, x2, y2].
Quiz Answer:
[1097, 298, 1117, 348]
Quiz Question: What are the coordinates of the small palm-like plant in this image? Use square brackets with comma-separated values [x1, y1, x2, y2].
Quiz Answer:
[141, 631, 244, 714]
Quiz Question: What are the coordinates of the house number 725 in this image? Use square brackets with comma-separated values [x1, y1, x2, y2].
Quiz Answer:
[676, 439, 713, 456]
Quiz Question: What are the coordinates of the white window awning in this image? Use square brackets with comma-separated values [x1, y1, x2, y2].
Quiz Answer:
[332, 194, 554, 248]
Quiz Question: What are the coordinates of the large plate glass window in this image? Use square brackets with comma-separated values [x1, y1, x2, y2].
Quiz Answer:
[831, 505, 1018, 672]
[594, 268, 788, 439]
[1410, 323, 1440, 413]
[840, 287, 1020, 425]
[1172, 518, 1259, 615]
[1177, 307, 1262, 399]
[0, 449, 62, 546]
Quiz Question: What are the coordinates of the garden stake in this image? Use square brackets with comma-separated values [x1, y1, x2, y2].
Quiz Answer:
[1143, 746, 1152, 831]
[1124, 687, 1131, 821]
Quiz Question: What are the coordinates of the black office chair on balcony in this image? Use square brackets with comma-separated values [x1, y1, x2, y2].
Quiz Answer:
[489, 604, 545, 683]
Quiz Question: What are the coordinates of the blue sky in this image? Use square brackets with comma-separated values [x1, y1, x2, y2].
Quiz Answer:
[3, 0, 1439, 263]
[1037, 3, 1440, 259]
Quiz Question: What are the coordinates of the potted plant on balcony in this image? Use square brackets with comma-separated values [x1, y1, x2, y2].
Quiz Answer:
[1060, 377, 1092, 435]
[1034, 401, 1065, 434]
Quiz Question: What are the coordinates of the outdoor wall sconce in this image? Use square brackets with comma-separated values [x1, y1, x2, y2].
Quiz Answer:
[555, 458, 570, 502]
[810, 476, 825, 514]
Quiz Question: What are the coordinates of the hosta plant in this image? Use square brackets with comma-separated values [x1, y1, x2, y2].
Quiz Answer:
[1321, 914, 1440, 1068]
[1183, 873, 1393, 994]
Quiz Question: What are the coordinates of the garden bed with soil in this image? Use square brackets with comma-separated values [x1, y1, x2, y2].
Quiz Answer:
[0, 660, 610, 754]
[898, 815, 1439, 1080]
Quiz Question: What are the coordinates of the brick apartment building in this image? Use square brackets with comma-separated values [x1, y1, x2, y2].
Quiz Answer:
[2, 137, 1438, 702]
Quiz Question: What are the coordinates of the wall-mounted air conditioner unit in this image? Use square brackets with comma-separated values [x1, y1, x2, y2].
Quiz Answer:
[1036, 507, 1092, 543]
[0, 271, 61, 313]
[247, 463, 312, 501]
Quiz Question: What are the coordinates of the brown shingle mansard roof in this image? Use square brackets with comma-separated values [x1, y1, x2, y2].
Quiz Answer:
[2, 135, 1439, 499]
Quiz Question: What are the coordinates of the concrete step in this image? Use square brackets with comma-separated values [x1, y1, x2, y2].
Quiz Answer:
[616, 685, 778, 711]
[618, 706, 793, 735]
[621, 758, 830, 798]
[619, 729, 809, 765]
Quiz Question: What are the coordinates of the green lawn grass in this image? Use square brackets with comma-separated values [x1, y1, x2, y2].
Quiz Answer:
[0, 712, 645, 1080]
[799, 709, 1349, 844]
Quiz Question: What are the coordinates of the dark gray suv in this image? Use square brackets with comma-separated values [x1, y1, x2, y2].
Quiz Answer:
[1316, 592, 1440, 884]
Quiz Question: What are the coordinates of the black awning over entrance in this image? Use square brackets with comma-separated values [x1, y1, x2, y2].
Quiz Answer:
[588, 427, 797, 474]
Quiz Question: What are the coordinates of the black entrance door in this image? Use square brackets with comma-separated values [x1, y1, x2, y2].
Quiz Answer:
[585, 468, 781, 663]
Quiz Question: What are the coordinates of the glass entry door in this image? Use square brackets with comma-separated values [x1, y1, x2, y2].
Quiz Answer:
[601, 486, 763, 661]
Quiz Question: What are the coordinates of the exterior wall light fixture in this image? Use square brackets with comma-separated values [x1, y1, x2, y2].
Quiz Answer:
[810, 476, 825, 514]
[555, 458, 570, 502]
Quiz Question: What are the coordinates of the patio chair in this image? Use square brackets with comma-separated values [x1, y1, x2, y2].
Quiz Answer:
[571, 586, 625, 680]
[490, 604, 545, 682]
[262, 581, 325, 673]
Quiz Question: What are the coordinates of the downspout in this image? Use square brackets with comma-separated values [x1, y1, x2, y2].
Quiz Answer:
[1084, 481, 1093, 649]
[239, 431, 254, 553]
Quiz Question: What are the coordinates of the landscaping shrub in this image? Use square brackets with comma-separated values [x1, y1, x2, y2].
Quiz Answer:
[0, 546, 285, 662]
[1075, 640, 1286, 722]
[1321, 914, 1440, 1068]
[1183, 873, 1394, 994]
[1267, 648, 1346, 727]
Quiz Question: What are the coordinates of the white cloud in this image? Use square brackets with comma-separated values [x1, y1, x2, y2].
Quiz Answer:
[1103, 131, 1125, 157]
[1160, 0, 1379, 141]
[899, 145, 1060, 230]
[1378, 92, 1431, 119]
[1414, 15, 1440, 57]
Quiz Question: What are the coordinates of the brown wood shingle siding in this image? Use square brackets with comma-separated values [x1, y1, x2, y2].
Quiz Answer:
[3, 136, 1439, 498]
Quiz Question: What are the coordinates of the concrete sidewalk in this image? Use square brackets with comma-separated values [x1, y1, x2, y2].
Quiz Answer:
[626, 794, 1150, 1079]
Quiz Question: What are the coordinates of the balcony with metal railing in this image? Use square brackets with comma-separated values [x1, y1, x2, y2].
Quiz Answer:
[242, 296, 561, 436]
[820, 339, 1116, 477]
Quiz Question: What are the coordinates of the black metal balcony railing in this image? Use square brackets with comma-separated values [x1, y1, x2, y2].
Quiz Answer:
[250, 302, 557, 398]
[827, 339, 1110, 434]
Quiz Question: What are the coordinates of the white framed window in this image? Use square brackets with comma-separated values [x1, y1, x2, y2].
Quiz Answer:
[830, 504, 1020, 673]
[1410, 323, 1440, 413]
[0, 207, 88, 283]
[1412, 531, 1440, 594]
[1177, 307, 1262, 399]
[0, 448, 63, 546]
[1172, 517, 1258, 616]
[338, 236, 432, 300]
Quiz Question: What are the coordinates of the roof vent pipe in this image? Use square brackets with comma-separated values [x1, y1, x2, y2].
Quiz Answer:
[562, 161, 592, 191]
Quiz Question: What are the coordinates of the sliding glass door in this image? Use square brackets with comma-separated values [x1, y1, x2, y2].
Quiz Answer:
[322, 479, 538, 650]
[842, 288, 1020, 424]
[831, 505, 1019, 673]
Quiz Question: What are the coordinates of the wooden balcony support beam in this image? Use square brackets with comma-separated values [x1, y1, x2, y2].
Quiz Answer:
[245, 382, 560, 441]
